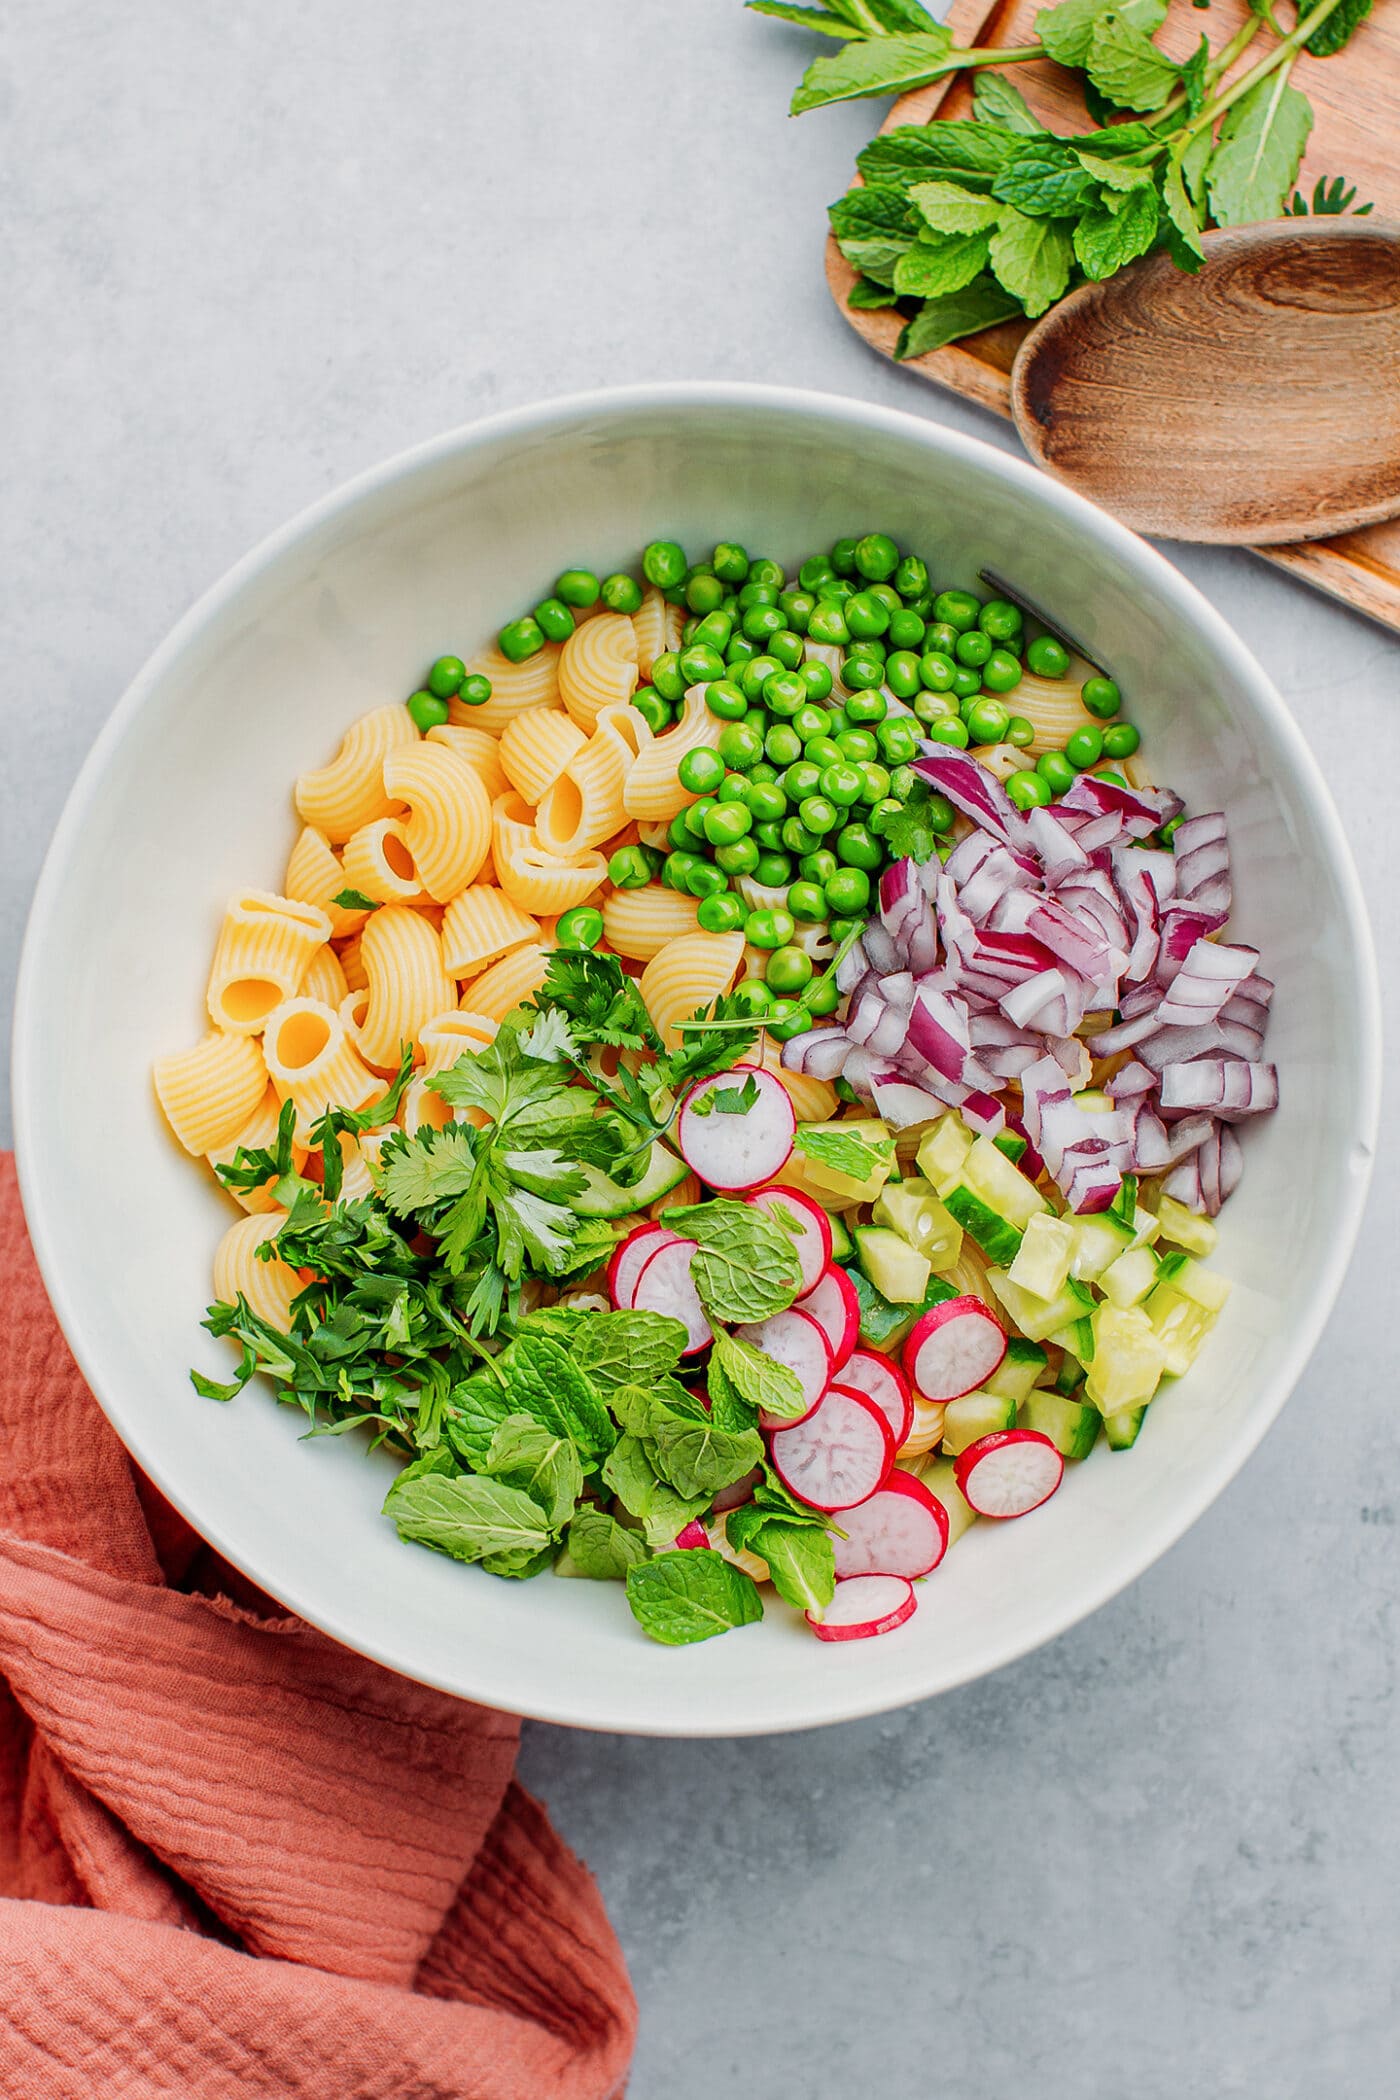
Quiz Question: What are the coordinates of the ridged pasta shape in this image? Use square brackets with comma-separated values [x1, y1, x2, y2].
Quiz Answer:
[283, 825, 369, 938]
[401, 1073, 457, 1139]
[535, 728, 629, 856]
[340, 817, 426, 905]
[381, 741, 492, 902]
[302, 943, 350, 1008]
[419, 1009, 499, 1073]
[639, 929, 745, 1049]
[622, 688, 717, 823]
[334, 1127, 389, 1203]
[498, 708, 587, 805]
[896, 1395, 947, 1461]
[631, 586, 685, 677]
[450, 643, 561, 735]
[206, 891, 332, 1034]
[294, 705, 418, 842]
[462, 942, 551, 1023]
[205, 1084, 307, 1215]
[337, 932, 367, 992]
[262, 997, 385, 1137]
[356, 905, 457, 1068]
[1010, 664, 1098, 759]
[760, 1038, 837, 1126]
[153, 1030, 268, 1156]
[494, 825, 607, 917]
[557, 613, 639, 732]
[212, 1213, 303, 1333]
[425, 722, 510, 800]
[440, 884, 540, 978]
[971, 742, 1021, 783]
[600, 884, 700, 962]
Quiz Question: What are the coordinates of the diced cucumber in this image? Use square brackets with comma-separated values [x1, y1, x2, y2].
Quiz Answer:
[988, 1267, 1097, 1343]
[1155, 1194, 1219, 1258]
[1154, 1253, 1231, 1315]
[845, 1265, 957, 1354]
[1047, 1314, 1095, 1364]
[962, 1136, 1048, 1230]
[941, 1388, 1018, 1456]
[1069, 1211, 1133, 1282]
[916, 1114, 973, 1194]
[1103, 1404, 1147, 1450]
[873, 1176, 965, 1272]
[573, 1141, 689, 1218]
[1073, 1088, 1115, 1114]
[1084, 1303, 1166, 1412]
[799, 1118, 895, 1203]
[1144, 1283, 1217, 1377]
[1053, 1355, 1085, 1397]
[855, 1227, 931, 1305]
[827, 1213, 854, 1263]
[1008, 1214, 1077, 1300]
[1099, 1244, 1159, 1309]
[917, 1458, 977, 1545]
[993, 1129, 1027, 1164]
[1022, 1388, 1099, 1461]
[984, 1335, 1049, 1405]
[943, 1184, 1024, 1267]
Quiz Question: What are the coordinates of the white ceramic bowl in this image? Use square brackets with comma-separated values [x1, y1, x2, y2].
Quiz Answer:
[13, 385, 1380, 1736]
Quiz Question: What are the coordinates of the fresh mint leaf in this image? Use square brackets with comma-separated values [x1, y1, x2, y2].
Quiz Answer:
[895, 276, 1022, 358]
[572, 1309, 690, 1392]
[482, 1414, 584, 1530]
[908, 180, 1003, 236]
[564, 1506, 649, 1580]
[858, 122, 1022, 195]
[988, 206, 1075, 316]
[791, 27, 953, 114]
[1302, 0, 1370, 57]
[331, 887, 380, 913]
[497, 1333, 615, 1464]
[1178, 32, 1209, 119]
[1073, 146, 1158, 191]
[971, 71, 1045, 136]
[893, 230, 993, 298]
[1206, 68, 1313, 227]
[847, 275, 901, 309]
[1085, 11, 1181, 113]
[661, 1198, 804, 1324]
[1035, 0, 1165, 69]
[745, 2, 861, 35]
[1161, 144, 1206, 260]
[601, 1432, 666, 1516]
[829, 186, 918, 284]
[1073, 182, 1159, 277]
[443, 1368, 517, 1468]
[383, 1471, 554, 1564]
[710, 1330, 808, 1424]
[992, 143, 1099, 217]
[625, 1549, 764, 1645]
[389, 1445, 458, 1491]
[743, 1519, 836, 1616]
[649, 1395, 764, 1501]
[795, 1125, 895, 1181]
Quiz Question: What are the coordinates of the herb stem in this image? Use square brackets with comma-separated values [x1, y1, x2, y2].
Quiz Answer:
[1150, 15, 1263, 131]
[1179, 0, 1348, 143]
[934, 43, 1046, 75]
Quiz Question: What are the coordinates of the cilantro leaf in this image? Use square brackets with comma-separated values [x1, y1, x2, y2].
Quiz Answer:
[212, 1096, 299, 1195]
[532, 948, 658, 1052]
[625, 1550, 764, 1644]
[563, 1506, 649, 1580]
[661, 1199, 804, 1324]
[687, 1072, 763, 1120]
[656, 993, 761, 1097]
[871, 778, 950, 861]
[795, 1125, 895, 1181]
[331, 887, 380, 913]
[710, 1330, 808, 1425]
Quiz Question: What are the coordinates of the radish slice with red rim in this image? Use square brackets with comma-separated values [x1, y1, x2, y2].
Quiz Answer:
[745, 1184, 831, 1295]
[903, 1296, 1007, 1403]
[769, 1386, 894, 1512]
[673, 1519, 710, 1550]
[734, 1306, 832, 1427]
[608, 1223, 673, 1310]
[676, 1064, 796, 1191]
[807, 1573, 917, 1642]
[833, 1349, 914, 1449]
[631, 1238, 712, 1354]
[830, 1470, 949, 1580]
[798, 1265, 860, 1371]
[954, 1429, 1064, 1518]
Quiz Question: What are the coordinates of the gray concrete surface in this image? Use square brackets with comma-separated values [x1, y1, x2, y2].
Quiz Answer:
[3, 3, 1397, 2092]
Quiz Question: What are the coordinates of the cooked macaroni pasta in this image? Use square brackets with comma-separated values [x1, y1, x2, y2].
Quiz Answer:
[294, 704, 417, 842]
[154, 1031, 268, 1156]
[557, 612, 639, 732]
[356, 905, 457, 1068]
[212, 1212, 303, 1333]
[206, 891, 332, 1035]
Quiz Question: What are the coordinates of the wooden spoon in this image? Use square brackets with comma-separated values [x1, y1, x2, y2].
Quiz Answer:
[1010, 219, 1400, 545]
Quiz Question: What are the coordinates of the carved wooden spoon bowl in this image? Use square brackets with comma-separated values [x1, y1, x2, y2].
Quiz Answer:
[1010, 218, 1400, 545]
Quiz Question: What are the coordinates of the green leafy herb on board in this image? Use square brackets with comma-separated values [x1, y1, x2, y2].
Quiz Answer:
[795, 1125, 896, 1181]
[660, 1199, 804, 1324]
[563, 1506, 649, 1581]
[624, 1549, 765, 1645]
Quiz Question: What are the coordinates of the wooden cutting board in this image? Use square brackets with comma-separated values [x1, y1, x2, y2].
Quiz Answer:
[826, 0, 1400, 632]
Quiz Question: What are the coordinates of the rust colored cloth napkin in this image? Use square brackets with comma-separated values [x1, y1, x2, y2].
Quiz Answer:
[0, 1155, 636, 2099]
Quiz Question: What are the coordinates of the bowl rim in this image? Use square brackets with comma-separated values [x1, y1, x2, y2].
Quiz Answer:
[11, 381, 1383, 1734]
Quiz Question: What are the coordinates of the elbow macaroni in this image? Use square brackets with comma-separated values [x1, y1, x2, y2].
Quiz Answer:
[382, 740, 492, 902]
[284, 825, 369, 938]
[640, 930, 745, 1049]
[206, 891, 332, 1035]
[294, 705, 417, 842]
[498, 709, 587, 805]
[440, 884, 540, 978]
[262, 997, 385, 1136]
[451, 644, 562, 734]
[558, 613, 639, 732]
[212, 1212, 303, 1332]
[154, 1030, 268, 1155]
[601, 883, 701, 961]
[356, 905, 457, 1068]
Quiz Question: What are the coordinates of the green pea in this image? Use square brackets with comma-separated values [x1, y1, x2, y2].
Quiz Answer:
[686, 860, 728, 900]
[407, 689, 450, 731]
[746, 907, 795, 950]
[818, 577, 855, 605]
[608, 844, 653, 889]
[686, 571, 726, 615]
[651, 651, 686, 703]
[819, 763, 862, 809]
[888, 608, 927, 651]
[845, 590, 891, 640]
[925, 622, 960, 657]
[808, 604, 850, 647]
[739, 656, 781, 702]
[841, 653, 884, 693]
[828, 917, 862, 945]
[750, 761, 777, 785]
[929, 716, 970, 749]
[691, 612, 734, 656]
[763, 670, 807, 719]
[836, 728, 877, 765]
[1065, 724, 1105, 770]
[919, 651, 957, 693]
[663, 850, 698, 891]
[680, 617, 701, 649]
[934, 589, 981, 633]
[798, 794, 838, 835]
[780, 588, 816, 634]
[955, 629, 992, 670]
[705, 801, 752, 848]
[556, 904, 604, 950]
[765, 724, 802, 769]
[754, 851, 794, 887]
[1102, 721, 1141, 759]
[882, 649, 919, 701]
[555, 569, 601, 609]
[1036, 749, 1076, 796]
[698, 890, 746, 933]
[745, 779, 788, 824]
[800, 660, 835, 703]
[845, 687, 888, 725]
[498, 616, 544, 662]
[754, 820, 785, 851]
[825, 866, 871, 915]
[674, 746, 722, 797]
[1006, 769, 1052, 812]
[806, 976, 841, 1019]
[766, 945, 814, 994]
[632, 687, 672, 734]
[748, 559, 786, 591]
[643, 540, 687, 590]
[601, 573, 644, 615]
[802, 736, 841, 773]
[718, 773, 749, 805]
[726, 633, 760, 668]
[978, 597, 1023, 642]
[1027, 633, 1070, 678]
[846, 636, 887, 666]
[786, 703, 825, 744]
[668, 811, 694, 851]
[783, 760, 823, 802]
[716, 836, 760, 876]
[718, 721, 764, 771]
[869, 798, 901, 840]
[888, 764, 915, 802]
[765, 997, 810, 1043]
[738, 582, 779, 611]
[912, 692, 954, 728]
[457, 672, 493, 708]
[857, 760, 892, 804]
[837, 824, 882, 872]
[829, 537, 859, 576]
[684, 798, 718, 841]
[1094, 768, 1128, 787]
[741, 603, 784, 646]
[1160, 814, 1184, 848]
[1082, 676, 1122, 719]
[788, 878, 828, 923]
[799, 556, 834, 592]
[854, 533, 899, 582]
[980, 648, 1023, 694]
[769, 630, 806, 671]
[826, 706, 853, 736]
[534, 597, 575, 643]
[704, 678, 749, 724]
[424, 654, 465, 699]
[951, 665, 982, 701]
[798, 847, 838, 885]
[781, 815, 819, 856]
[712, 541, 749, 584]
[894, 555, 929, 602]
[732, 978, 774, 1018]
[967, 698, 1011, 745]
[678, 643, 724, 687]
[877, 718, 919, 764]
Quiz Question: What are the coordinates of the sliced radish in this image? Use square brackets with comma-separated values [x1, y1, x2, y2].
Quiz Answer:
[734, 1306, 832, 1427]
[807, 1573, 916, 1642]
[830, 1471, 948, 1580]
[954, 1429, 1064, 1518]
[677, 1063, 796, 1191]
[745, 1184, 831, 1294]
[769, 1386, 894, 1512]
[833, 1349, 914, 1449]
[608, 1222, 673, 1310]
[632, 1237, 712, 1354]
[711, 1465, 762, 1514]
[798, 1265, 861, 1371]
[903, 1296, 1007, 1403]
[674, 1519, 710, 1550]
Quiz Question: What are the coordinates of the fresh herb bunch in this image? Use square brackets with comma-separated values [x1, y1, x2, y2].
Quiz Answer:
[748, 0, 1372, 357]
